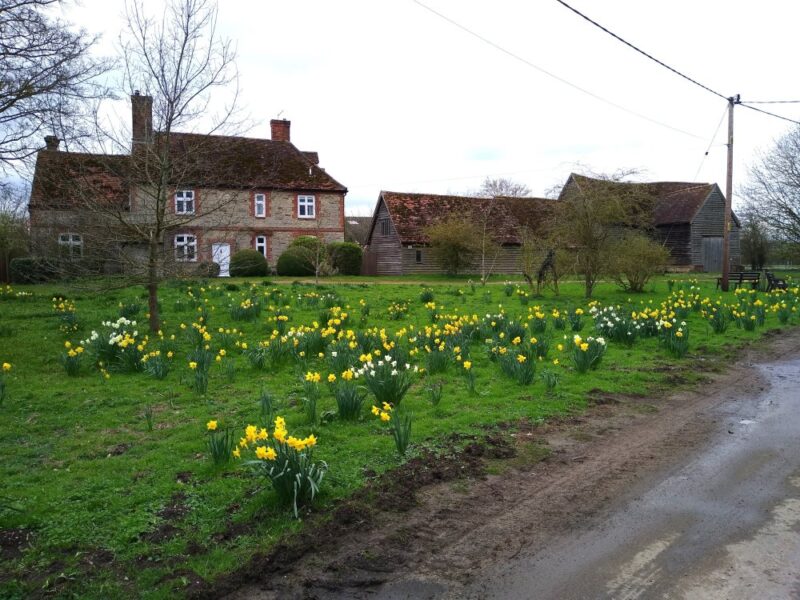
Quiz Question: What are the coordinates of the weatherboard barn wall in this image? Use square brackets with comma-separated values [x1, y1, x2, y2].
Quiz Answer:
[690, 186, 741, 269]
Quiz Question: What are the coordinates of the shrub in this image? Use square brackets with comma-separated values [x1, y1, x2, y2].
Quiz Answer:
[229, 249, 268, 277]
[328, 241, 362, 275]
[9, 257, 59, 283]
[607, 233, 670, 293]
[195, 261, 221, 278]
[276, 248, 315, 276]
[424, 216, 480, 275]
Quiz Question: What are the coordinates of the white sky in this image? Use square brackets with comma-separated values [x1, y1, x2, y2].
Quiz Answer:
[62, 0, 800, 215]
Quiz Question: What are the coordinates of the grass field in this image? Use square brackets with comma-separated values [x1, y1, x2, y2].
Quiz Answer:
[0, 274, 797, 598]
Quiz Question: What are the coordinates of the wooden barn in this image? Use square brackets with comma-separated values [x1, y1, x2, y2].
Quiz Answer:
[362, 191, 555, 276]
[562, 174, 741, 272]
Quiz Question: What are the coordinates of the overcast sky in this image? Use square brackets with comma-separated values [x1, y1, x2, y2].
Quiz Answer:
[63, 0, 800, 215]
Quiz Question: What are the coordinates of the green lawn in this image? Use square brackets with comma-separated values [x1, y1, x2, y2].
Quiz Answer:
[0, 274, 797, 598]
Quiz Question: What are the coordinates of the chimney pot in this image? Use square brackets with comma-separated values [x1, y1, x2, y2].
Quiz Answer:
[44, 135, 60, 151]
[270, 119, 291, 142]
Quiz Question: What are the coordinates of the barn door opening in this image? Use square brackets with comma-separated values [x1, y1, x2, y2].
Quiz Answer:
[702, 237, 723, 272]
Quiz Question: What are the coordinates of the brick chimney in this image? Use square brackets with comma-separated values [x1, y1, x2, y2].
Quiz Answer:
[270, 119, 291, 142]
[44, 135, 60, 151]
[131, 91, 153, 149]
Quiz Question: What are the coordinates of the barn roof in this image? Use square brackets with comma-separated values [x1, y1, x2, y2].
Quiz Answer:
[564, 174, 730, 226]
[375, 191, 558, 245]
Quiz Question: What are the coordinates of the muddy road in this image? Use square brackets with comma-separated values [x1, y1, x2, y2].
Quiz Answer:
[219, 330, 800, 600]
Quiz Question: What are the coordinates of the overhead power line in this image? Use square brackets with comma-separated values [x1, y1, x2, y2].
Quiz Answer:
[744, 100, 800, 104]
[412, 0, 705, 140]
[553, 0, 727, 100]
[740, 103, 800, 126]
[553, 0, 800, 127]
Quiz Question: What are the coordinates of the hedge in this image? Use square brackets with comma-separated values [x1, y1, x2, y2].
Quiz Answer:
[328, 242, 362, 275]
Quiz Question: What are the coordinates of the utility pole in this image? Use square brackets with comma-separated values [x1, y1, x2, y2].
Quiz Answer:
[720, 94, 740, 292]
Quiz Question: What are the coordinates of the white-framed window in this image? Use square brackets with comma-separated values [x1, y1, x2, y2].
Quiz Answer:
[255, 235, 267, 258]
[174, 233, 197, 262]
[58, 233, 83, 259]
[175, 190, 195, 215]
[297, 194, 316, 219]
[254, 193, 266, 218]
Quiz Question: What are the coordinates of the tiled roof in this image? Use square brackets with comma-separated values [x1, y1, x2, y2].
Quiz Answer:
[29, 151, 130, 209]
[30, 132, 346, 210]
[161, 133, 346, 192]
[565, 174, 718, 226]
[378, 191, 558, 245]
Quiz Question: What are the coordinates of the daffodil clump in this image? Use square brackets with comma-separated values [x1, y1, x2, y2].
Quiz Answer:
[80, 317, 144, 371]
[701, 300, 731, 333]
[302, 371, 321, 423]
[568, 307, 585, 332]
[372, 403, 412, 456]
[230, 296, 261, 322]
[240, 417, 326, 518]
[0, 361, 11, 403]
[358, 353, 417, 407]
[386, 302, 409, 321]
[658, 319, 689, 358]
[328, 368, 364, 420]
[141, 349, 173, 379]
[551, 308, 566, 330]
[570, 334, 607, 373]
[60, 341, 84, 376]
[53, 296, 79, 334]
[205, 419, 236, 466]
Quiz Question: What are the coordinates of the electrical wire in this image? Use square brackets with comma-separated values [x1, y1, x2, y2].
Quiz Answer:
[740, 103, 800, 126]
[743, 100, 800, 104]
[553, 0, 728, 100]
[411, 0, 706, 140]
[693, 105, 728, 181]
[553, 0, 800, 127]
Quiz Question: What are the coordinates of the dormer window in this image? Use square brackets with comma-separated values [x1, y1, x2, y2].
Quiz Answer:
[297, 194, 315, 219]
[254, 193, 266, 218]
[175, 190, 195, 215]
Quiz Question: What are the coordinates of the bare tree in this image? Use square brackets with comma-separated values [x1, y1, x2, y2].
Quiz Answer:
[467, 178, 531, 285]
[472, 176, 531, 199]
[555, 172, 654, 298]
[0, 0, 111, 170]
[70, 0, 242, 332]
[0, 182, 29, 281]
[742, 126, 800, 249]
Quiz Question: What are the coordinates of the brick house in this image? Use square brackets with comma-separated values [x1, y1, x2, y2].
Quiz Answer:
[28, 93, 347, 275]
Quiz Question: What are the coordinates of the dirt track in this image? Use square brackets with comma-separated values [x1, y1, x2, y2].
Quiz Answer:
[213, 328, 800, 600]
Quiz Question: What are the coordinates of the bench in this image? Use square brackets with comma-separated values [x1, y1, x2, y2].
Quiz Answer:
[766, 271, 788, 292]
[716, 271, 760, 290]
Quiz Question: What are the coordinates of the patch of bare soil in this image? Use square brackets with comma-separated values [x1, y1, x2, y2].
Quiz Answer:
[196, 328, 800, 600]
[0, 528, 33, 560]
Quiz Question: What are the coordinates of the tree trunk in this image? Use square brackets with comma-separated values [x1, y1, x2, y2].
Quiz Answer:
[147, 237, 160, 332]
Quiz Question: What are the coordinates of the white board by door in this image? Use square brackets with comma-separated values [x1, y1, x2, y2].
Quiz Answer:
[211, 243, 231, 277]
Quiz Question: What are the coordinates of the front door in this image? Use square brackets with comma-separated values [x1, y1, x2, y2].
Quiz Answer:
[211, 243, 231, 277]
[702, 237, 723, 272]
